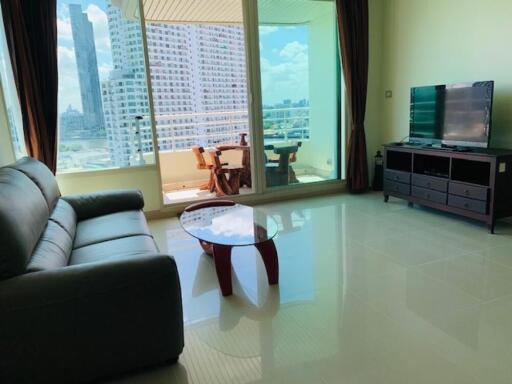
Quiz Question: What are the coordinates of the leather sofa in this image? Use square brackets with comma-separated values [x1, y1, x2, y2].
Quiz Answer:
[0, 157, 184, 383]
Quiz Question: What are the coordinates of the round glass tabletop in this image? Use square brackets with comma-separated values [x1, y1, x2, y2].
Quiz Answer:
[180, 203, 278, 246]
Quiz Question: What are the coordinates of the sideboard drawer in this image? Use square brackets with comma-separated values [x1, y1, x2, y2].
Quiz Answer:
[412, 174, 448, 192]
[448, 195, 488, 214]
[384, 170, 411, 184]
[412, 186, 447, 204]
[384, 179, 410, 196]
[449, 182, 488, 201]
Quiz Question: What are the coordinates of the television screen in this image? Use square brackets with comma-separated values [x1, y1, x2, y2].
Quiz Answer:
[409, 81, 493, 148]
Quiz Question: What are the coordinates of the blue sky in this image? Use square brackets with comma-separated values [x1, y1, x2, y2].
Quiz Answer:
[259, 25, 310, 105]
[56, 1, 309, 112]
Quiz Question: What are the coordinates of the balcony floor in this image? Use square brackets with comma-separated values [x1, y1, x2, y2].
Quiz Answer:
[163, 186, 253, 205]
[163, 174, 328, 204]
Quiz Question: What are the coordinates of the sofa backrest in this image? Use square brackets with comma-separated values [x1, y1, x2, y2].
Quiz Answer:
[0, 158, 71, 280]
[7, 157, 61, 211]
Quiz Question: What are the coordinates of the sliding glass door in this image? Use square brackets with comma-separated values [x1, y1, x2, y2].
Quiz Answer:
[257, 0, 341, 188]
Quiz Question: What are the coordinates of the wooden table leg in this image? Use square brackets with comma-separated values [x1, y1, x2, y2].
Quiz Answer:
[213, 244, 233, 296]
[198, 240, 213, 255]
[228, 169, 241, 194]
[255, 239, 279, 285]
[241, 150, 251, 188]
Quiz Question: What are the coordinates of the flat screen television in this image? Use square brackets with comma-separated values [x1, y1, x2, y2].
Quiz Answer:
[409, 81, 494, 148]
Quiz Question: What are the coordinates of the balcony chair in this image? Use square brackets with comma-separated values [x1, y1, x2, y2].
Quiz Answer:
[192, 145, 216, 192]
[264, 142, 302, 186]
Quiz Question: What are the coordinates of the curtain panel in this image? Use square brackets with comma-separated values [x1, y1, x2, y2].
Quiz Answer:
[1, 0, 58, 173]
[336, 0, 369, 192]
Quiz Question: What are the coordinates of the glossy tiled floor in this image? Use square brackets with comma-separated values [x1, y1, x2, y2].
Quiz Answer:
[112, 192, 512, 384]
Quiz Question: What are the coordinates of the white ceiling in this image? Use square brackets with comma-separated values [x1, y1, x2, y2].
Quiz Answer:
[143, 0, 243, 24]
[118, 0, 336, 25]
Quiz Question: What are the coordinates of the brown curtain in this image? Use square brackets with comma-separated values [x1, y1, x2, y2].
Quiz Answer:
[1, 0, 58, 173]
[336, 0, 369, 192]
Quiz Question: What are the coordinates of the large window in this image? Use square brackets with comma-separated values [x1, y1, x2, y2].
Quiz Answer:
[2, 0, 343, 203]
[258, 0, 341, 187]
[56, 0, 154, 172]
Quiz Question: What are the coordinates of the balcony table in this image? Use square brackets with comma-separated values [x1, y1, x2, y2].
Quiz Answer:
[215, 143, 251, 188]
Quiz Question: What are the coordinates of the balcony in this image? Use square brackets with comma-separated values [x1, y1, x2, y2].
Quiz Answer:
[155, 107, 333, 204]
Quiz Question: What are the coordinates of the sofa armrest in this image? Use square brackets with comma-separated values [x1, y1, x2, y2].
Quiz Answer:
[0, 255, 184, 383]
[62, 189, 144, 220]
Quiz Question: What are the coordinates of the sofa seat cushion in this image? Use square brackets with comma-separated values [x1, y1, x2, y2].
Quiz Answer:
[73, 210, 151, 249]
[69, 235, 158, 265]
[26, 221, 73, 273]
[49, 200, 77, 240]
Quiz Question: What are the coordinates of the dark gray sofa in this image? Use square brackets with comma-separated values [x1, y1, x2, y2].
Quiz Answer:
[0, 157, 184, 383]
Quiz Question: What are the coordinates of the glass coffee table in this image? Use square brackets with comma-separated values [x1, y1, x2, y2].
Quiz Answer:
[180, 200, 279, 296]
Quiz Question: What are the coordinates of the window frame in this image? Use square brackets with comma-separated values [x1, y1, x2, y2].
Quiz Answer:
[0, 0, 346, 211]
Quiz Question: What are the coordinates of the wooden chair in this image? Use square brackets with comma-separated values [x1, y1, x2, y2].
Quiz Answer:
[192, 145, 215, 192]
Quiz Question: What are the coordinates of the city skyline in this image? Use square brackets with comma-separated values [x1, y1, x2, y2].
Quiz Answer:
[56, 0, 311, 170]
[56, 0, 310, 114]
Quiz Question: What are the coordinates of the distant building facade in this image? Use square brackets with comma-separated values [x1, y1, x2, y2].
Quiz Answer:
[59, 105, 85, 140]
[101, 1, 249, 166]
[69, 3, 105, 136]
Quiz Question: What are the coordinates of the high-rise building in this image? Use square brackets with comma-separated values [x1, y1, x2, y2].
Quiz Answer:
[101, 1, 249, 166]
[101, 3, 152, 167]
[69, 4, 105, 136]
[147, 23, 248, 151]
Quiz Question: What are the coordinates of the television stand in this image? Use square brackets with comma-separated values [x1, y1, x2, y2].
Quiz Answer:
[383, 144, 512, 233]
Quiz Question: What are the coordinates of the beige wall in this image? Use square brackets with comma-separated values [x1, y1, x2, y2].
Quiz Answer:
[57, 165, 162, 211]
[379, 0, 512, 148]
[298, 2, 339, 178]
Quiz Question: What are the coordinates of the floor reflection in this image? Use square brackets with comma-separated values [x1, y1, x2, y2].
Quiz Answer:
[120, 192, 512, 384]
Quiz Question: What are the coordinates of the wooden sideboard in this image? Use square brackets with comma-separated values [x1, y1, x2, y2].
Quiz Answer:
[383, 144, 512, 233]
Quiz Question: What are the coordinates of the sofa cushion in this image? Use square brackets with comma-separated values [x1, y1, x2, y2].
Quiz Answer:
[26, 221, 73, 273]
[73, 210, 152, 249]
[49, 199, 77, 240]
[8, 157, 61, 211]
[69, 235, 158, 265]
[0, 168, 50, 279]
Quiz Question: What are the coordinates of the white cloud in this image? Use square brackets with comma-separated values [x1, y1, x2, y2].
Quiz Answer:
[98, 63, 113, 80]
[86, 4, 111, 52]
[279, 41, 308, 61]
[57, 46, 82, 113]
[260, 41, 310, 105]
[259, 26, 278, 36]
[57, 18, 73, 42]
